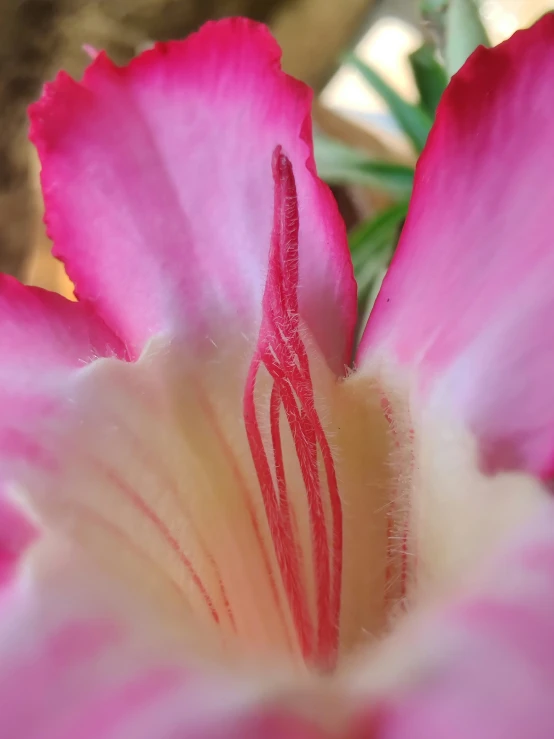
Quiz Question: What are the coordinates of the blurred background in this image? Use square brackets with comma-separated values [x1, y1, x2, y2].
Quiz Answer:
[0, 0, 551, 322]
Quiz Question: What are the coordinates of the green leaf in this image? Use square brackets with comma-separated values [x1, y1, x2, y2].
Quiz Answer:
[420, 0, 448, 11]
[314, 134, 414, 198]
[349, 201, 409, 301]
[409, 44, 448, 116]
[421, 0, 490, 77]
[345, 53, 433, 153]
[350, 200, 409, 257]
[444, 0, 490, 75]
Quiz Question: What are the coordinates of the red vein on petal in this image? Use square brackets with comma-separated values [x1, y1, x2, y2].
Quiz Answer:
[63, 500, 190, 604]
[381, 394, 412, 610]
[195, 382, 295, 653]
[118, 417, 237, 633]
[381, 396, 397, 607]
[100, 464, 220, 624]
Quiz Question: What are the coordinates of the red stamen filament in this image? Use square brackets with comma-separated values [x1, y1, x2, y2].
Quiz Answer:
[243, 146, 342, 669]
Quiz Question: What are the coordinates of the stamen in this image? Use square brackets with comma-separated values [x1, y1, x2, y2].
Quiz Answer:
[243, 146, 342, 669]
[381, 395, 414, 610]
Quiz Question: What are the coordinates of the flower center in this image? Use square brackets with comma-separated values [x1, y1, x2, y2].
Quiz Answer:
[12, 149, 400, 679]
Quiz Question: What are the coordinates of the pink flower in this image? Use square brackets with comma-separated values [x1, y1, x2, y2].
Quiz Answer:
[1, 13, 554, 738]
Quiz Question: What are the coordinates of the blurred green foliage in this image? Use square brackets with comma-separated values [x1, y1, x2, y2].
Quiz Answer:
[314, 0, 490, 315]
[422, 0, 490, 75]
[344, 53, 433, 153]
[408, 44, 448, 117]
[314, 136, 414, 198]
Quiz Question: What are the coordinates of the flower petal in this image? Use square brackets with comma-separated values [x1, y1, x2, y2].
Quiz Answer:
[0, 535, 329, 739]
[0, 554, 185, 739]
[1, 143, 378, 672]
[0, 276, 127, 487]
[359, 14, 554, 477]
[2, 319, 392, 671]
[355, 16, 554, 603]
[363, 500, 554, 739]
[0, 275, 126, 385]
[0, 494, 37, 586]
[30, 18, 356, 373]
